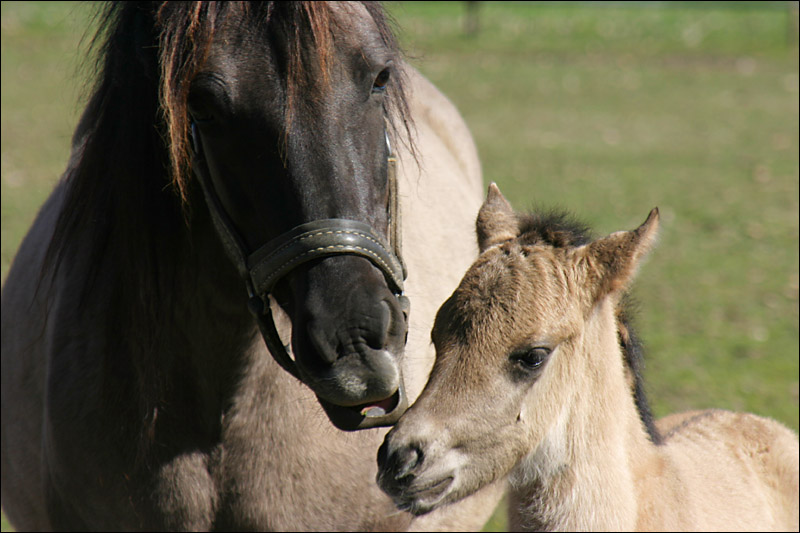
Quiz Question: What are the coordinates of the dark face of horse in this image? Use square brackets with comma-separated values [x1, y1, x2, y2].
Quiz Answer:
[187, 3, 407, 430]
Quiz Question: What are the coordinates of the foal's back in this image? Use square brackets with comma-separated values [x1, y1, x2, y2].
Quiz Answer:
[652, 409, 799, 531]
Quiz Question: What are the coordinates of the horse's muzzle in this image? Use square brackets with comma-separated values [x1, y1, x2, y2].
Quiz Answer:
[292, 271, 410, 431]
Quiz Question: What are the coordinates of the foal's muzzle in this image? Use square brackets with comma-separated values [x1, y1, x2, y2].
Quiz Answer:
[377, 433, 454, 515]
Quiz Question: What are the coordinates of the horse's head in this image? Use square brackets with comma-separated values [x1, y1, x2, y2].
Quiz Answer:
[170, 3, 411, 430]
[377, 184, 659, 514]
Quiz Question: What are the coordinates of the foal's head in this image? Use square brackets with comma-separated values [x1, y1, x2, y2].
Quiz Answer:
[377, 184, 659, 514]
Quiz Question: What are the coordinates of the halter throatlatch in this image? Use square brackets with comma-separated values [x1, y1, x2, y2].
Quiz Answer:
[190, 123, 409, 429]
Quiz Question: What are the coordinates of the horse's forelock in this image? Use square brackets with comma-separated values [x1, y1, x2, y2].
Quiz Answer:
[153, 1, 410, 205]
[152, 1, 335, 205]
[156, 1, 228, 206]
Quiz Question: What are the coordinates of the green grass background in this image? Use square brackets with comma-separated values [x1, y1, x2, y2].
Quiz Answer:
[2, 2, 797, 531]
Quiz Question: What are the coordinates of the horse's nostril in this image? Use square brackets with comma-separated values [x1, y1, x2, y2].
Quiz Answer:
[367, 300, 391, 350]
[306, 321, 337, 365]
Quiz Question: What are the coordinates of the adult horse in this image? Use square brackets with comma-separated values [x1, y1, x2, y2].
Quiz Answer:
[1, 2, 503, 530]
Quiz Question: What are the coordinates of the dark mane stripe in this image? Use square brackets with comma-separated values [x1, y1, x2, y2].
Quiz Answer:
[517, 208, 594, 248]
[516, 208, 663, 445]
[617, 295, 663, 445]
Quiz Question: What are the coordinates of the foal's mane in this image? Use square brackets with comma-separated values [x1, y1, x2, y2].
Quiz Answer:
[516, 209, 663, 444]
[41, 1, 411, 456]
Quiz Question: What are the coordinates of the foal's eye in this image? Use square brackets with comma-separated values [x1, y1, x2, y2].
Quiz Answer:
[372, 68, 391, 93]
[510, 347, 551, 372]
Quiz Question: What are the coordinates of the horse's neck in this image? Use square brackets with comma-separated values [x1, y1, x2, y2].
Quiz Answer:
[135, 192, 255, 415]
[170, 197, 256, 358]
[509, 298, 663, 531]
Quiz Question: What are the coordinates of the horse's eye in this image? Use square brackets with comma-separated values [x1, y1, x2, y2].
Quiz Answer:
[188, 101, 214, 123]
[372, 68, 391, 93]
[510, 347, 551, 372]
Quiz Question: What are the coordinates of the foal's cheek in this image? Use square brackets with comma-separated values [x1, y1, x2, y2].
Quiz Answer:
[517, 404, 527, 423]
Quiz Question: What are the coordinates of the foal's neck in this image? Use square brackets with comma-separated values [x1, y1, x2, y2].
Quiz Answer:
[509, 298, 660, 531]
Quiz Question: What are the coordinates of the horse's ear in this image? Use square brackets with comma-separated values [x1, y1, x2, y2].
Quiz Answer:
[477, 183, 519, 252]
[578, 208, 659, 299]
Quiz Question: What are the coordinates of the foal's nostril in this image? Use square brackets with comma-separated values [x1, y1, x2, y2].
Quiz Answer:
[378, 439, 424, 482]
[393, 444, 423, 480]
[377, 440, 390, 469]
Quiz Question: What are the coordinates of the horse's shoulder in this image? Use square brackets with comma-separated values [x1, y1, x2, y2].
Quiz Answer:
[1, 174, 68, 339]
[1, 167, 74, 533]
[659, 408, 789, 440]
[658, 409, 798, 478]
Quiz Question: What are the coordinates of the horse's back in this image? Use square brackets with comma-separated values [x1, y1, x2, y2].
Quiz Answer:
[658, 409, 799, 531]
[1, 179, 68, 531]
[401, 66, 481, 187]
[393, 66, 506, 531]
[395, 65, 484, 393]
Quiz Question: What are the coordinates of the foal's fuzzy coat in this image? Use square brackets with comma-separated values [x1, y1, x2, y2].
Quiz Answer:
[378, 184, 799, 531]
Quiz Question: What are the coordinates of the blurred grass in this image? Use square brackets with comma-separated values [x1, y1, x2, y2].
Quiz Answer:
[1, 1, 92, 280]
[2, 2, 798, 532]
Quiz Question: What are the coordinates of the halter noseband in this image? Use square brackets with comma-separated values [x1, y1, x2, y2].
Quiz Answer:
[190, 123, 409, 428]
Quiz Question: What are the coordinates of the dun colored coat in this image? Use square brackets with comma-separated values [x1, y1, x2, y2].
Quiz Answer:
[378, 183, 799, 531]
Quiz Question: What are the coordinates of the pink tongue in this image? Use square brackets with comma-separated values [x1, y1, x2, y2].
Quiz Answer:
[360, 396, 396, 417]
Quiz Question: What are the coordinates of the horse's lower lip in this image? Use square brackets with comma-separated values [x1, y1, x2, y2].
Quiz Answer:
[317, 385, 408, 431]
[358, 392, 399, 418]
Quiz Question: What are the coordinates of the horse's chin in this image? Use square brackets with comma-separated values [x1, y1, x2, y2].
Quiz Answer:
[317, 382, 408, 431]
[290, 335, 409, 430]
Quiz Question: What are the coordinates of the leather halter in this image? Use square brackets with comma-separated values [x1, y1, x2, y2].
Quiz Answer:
[190, 123, 409, 387]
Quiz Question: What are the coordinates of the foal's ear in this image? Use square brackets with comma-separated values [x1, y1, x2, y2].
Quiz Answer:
[477, 183, 519, 252]
[579, 208, 660, 298]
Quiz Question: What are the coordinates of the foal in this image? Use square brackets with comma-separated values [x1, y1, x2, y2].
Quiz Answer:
[378, 184, 799, 531]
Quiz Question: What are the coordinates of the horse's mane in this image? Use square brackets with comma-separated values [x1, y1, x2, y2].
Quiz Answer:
[516, 209, 663, 445]
[48, 0, 411, 278]
[40, 1, 412, 458]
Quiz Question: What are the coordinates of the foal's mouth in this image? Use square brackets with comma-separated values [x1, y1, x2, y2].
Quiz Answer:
[317, 385, 408, 431]
[395, 476, 455, 515]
